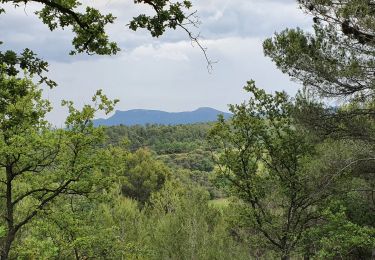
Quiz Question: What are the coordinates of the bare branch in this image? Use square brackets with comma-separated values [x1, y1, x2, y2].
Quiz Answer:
[177, 23, 216, 72]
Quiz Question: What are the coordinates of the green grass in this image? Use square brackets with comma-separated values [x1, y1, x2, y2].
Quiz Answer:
[209, 198, 230, 209]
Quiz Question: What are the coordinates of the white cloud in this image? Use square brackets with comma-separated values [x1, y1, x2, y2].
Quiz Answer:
[130, 43, 190, 62]
[1, 0, 312, 125]
[44, 36, 300, 125]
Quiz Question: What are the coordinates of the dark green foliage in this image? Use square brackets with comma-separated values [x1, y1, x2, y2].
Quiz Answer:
[264, 0, 375, 101]
[262, 2, 375, 257]
[0, 47, 56, 88]
[121, 148, 169, 205]
[130, 0, 193, 37]
[1, 0, 196, 56]
[105, 123, 211, 154]
[161, 149, 214, 172]
[304, 200, 375, 259]
[209, 81, 375, 258]
[209, 82, 323, 257]
[105, 123, 222, 199]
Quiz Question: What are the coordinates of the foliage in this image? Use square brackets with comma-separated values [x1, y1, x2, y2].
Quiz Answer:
[143, 180, 249, 260]
[207, 81, 367, 258]
[121, 148, 170, 205]
[0, 227, 4, 238]
[2, 0, 375, 259]
[105, 123, 212, 154]
[263, 2, 375, 257]
[0, 70, 118, 258]
[1, 0, 196, 56]
[305, 201, 375, 259]
[106, 123, 222, 199]
[264, 0, 375, 101]
[130, 0, 194, 37]
[12, 179, 250, 259]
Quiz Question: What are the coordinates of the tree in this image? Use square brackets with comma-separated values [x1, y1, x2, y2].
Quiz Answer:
[263, 0, 375, 101]
[144, 180, 249, 260]
[263, 0, 375, 143]
[208, 81, 351, 259]
[121, 148, 170, 205]
[0, 0, 213, 258]
[0, 70, 118, 259]
[262, 2, 375, 256]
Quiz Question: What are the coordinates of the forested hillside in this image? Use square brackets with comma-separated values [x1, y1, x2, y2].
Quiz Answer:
[94, 108, 232, 126]
[1, 0, 374, 259]
[105, 124, 222, 199]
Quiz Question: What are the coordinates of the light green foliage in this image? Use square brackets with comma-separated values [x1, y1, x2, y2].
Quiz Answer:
[0, 227, 4, 238]
[143, 180, 248, 260]
[16, 196, 121, 258]
[15, 184, 145, 259]
[15, 179, 249, 259]
[0, 70, 118, 258]
[2, 0, 375, 258]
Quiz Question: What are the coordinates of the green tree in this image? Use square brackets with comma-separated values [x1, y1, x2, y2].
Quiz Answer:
[208, 81, 347, 259]
[121, 148, 170, 205]
[263, 0, 375, 144]
[263, 2, 375, 257]
[144, 180, 249, 260]
[304, 199, 375, 258]
[0, 0, 211, 258]
[263, 0, 375, 101]
[0, 70, 117, 259]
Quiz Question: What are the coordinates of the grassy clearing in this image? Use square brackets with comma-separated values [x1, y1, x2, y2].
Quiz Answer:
[209, 198, 230, 209]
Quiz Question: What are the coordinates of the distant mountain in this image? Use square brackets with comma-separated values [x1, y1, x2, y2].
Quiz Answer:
[93, 107, 232, 126]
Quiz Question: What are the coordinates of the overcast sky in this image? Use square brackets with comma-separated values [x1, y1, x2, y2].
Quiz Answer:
[1, 0, 312, 125]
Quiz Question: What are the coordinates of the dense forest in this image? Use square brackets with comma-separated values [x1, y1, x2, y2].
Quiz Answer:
[0, 0, 375, 259]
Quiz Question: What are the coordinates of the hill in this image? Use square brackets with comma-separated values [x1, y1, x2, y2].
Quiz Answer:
[93, 107, 231, 126]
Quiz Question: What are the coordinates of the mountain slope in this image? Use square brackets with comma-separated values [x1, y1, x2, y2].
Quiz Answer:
[93, 107, 231, 126]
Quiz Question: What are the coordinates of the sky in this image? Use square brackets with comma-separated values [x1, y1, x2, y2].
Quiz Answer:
[0, 0, 312, 125]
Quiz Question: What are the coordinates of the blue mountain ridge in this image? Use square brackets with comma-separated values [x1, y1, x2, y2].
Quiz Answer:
[93, 107, 232, 126]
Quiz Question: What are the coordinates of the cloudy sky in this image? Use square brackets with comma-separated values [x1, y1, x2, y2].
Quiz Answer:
[1, 0, 312, 125]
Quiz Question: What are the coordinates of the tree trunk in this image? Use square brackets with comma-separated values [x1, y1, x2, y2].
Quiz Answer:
[280, 237, 290, 260]
[0, 239, 5, 260]
[1, 231, 15, 260]
[1, 166, 15, 260]
[74, 247, 80, 260]
[303, 246, 311, 260]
